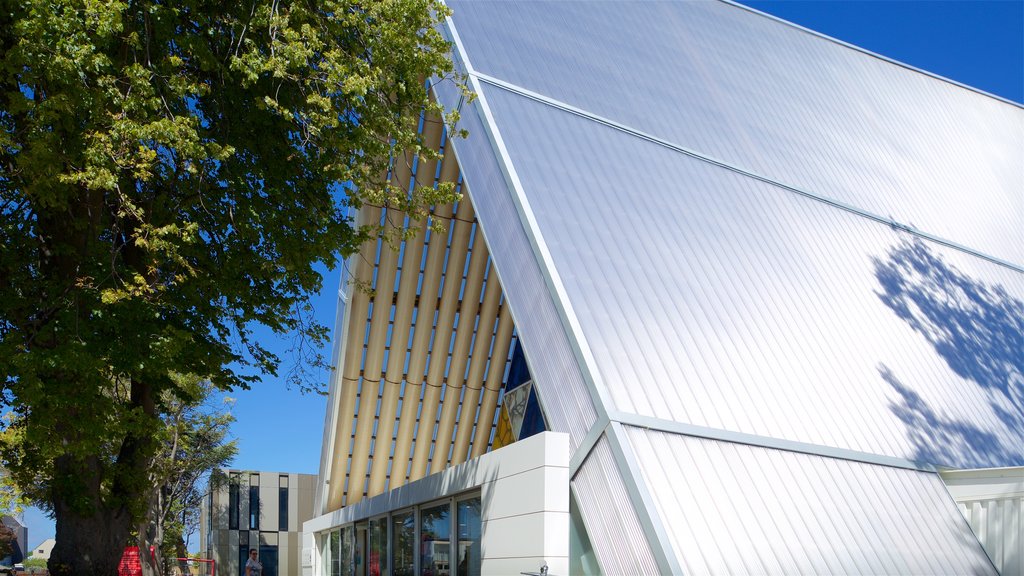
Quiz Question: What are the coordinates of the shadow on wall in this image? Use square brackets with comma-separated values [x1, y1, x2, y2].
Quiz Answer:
[873, 238, 1024, 468]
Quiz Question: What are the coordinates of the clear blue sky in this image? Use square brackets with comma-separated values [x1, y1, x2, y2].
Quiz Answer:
[740, 0, 1023, 103]
[21, 0, 1024, 553]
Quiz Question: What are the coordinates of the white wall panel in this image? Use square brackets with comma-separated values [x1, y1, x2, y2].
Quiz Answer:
[571, 436, 660, 575]
[624, 426, 997, 575]
[944, 468, 1024, 576]
[305, 432, 571, 576]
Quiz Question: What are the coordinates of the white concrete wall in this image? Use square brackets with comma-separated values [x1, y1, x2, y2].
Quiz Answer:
[479, 434, 570, 575]
[305, 431, 571, 576]
[943, 467, 1024, 576]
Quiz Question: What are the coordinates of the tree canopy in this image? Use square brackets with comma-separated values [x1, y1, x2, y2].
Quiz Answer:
[0, 0, 460, 573]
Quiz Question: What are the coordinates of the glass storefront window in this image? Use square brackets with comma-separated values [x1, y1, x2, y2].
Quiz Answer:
[456, 498, 481, 576]
[330, 530, 340, 576]
[420, 502, 450, 576]
[320, 533, 329, 576]
[369, 517, 388, 576]
[392, 510, 416, 576]
[340, 525, 354, 576]
[326, 493, 479, 576]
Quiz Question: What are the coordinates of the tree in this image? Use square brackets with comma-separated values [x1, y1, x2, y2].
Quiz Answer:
[0, 1, 460, 573]
[23, 558, 49, 573]
[134, 376, 236, 576]
[0, 523, 13, 562]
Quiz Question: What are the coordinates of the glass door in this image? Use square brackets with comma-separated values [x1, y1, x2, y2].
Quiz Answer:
[355, 521, 368, 576]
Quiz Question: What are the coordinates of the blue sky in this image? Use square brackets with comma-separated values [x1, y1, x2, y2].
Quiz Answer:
[739, 0, 1023, 103]
[20, 0, 1024, 552]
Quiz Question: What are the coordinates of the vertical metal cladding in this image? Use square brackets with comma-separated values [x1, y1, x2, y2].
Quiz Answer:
[571, 436, 660, 575]
[943, 467, 1024, 576]
[434, 77, 599, 450]
[446, 0, 1023, 265]
[478, 85, 1024, 470]
[956, 497, 1024, 575]
[623, 426, 998, 575]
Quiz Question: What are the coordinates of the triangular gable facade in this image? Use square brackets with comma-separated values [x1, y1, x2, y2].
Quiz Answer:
[316, 1, 1023, 574]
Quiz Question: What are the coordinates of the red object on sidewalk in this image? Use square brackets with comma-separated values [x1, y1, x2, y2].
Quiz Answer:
[118, 546, 156, 576]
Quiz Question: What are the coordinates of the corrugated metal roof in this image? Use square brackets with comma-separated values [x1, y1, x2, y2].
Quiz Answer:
[468, 81, 1024, 469]
[623, 426, 998, 575]
[447, 0, 1023, 267]
[571, 435, 662, 575]
[425, 2, 1023, 572]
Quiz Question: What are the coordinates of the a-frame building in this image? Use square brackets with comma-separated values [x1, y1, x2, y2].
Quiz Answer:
[307, 2, 1024, 574]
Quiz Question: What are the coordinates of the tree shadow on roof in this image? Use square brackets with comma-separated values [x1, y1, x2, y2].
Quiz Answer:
[878, 366, 1018, 468]
[873, 239, 1024, 468]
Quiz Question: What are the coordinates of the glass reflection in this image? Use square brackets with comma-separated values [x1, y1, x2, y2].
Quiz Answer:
[340, 525, 354, 576]
[369, 517, 388, 576]
[355, 522, 367, 576]
[392, 511, 416, 576]
[329, 530, 340, 576]
[420, 502, 450, 576]
[456, 498, 481, 576]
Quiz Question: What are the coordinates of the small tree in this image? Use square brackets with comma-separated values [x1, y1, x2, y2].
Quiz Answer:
[23, 558, 48, 573]
[0, 523, 13, 561]
[135, 375, 236, 576]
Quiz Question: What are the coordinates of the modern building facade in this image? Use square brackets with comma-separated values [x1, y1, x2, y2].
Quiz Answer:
[305, 1, 1023, 574]
[201, 470, 316, 576]
[0, 515, 26, 565]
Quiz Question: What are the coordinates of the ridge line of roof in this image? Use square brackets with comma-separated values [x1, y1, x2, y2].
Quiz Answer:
[721, 0, 1024, 109]
[472, 71, 1024, 275]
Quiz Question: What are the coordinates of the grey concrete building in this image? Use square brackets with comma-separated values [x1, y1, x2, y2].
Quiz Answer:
[201, 470, 316, 576]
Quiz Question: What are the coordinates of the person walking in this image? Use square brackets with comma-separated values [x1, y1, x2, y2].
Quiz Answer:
[245, 549, 263, 576]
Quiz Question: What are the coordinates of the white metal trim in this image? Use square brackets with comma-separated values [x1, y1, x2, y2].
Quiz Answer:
[605, 422, 683, 576]
[570, 417, 611, 476]
[441, 13, 616, 422]
[612, 411, 939, 472]
[314, 235, 360, 516]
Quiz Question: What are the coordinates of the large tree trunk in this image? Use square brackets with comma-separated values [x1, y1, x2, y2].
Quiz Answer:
[49, 378, 158, 576]
[48, 456, 133, 576]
